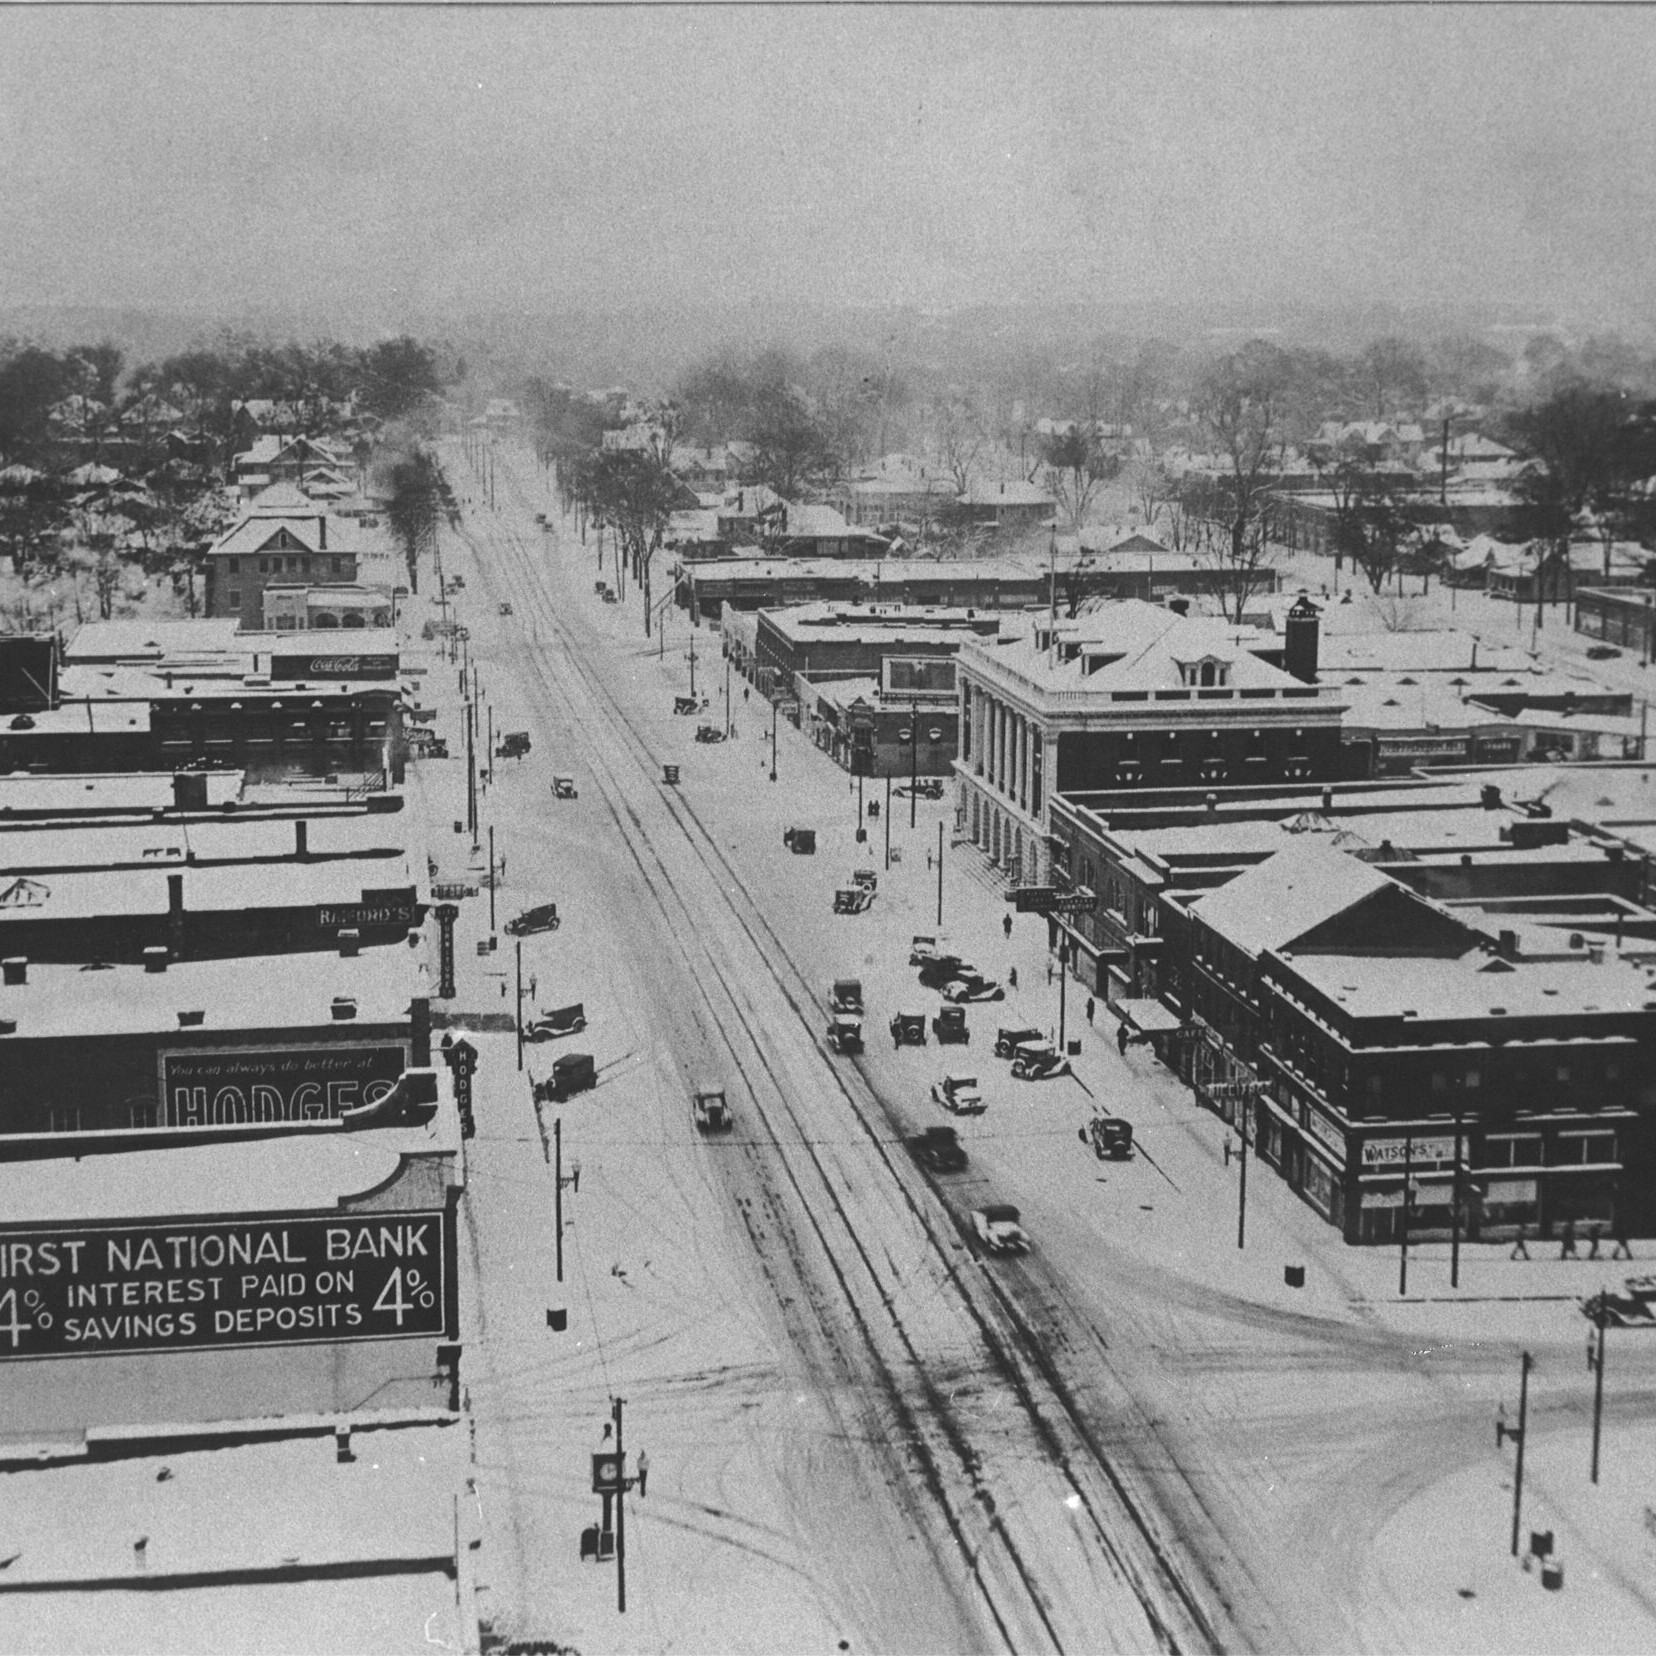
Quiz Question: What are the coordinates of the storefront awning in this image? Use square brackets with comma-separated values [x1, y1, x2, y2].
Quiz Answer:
[1115, 997, 1182, 1034]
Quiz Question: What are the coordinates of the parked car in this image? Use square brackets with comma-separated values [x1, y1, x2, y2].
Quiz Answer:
[826, 1014, 864, 1055]
[931, 1072, 986, 1115]
[499, 601, 514, 616]
[833, 886, 874, 915]
[693, 1081, 733, 1133]
[917, 955, 973, 990]
[895, 778, 945, 800]
[506, 902, 560, 936]
[673, 695, 705, 716]
[972, 1204, 1029, 1255]
[932, 1004, 969, 1044]
[525, 1003, 586, 1042]
[535, 1051, 595, 1103]
[552, 775, 579, 800]
[909, 934, 951, 966]
[1011, 1040, 1071, 1081]
[850, 869, 878, 892]
[942, 975, 1005, 1004]
[783, 827, 817, 855]
[1587, 645, 1622, 660]
[496, 731, 531, 760]
[694, 724, 727, 743]
[1082, 1115, 1134, 1160]
[890, 1010, 928, 1048]
[994, 1025, 1044, 1059]
[829, 978, 864, 1014]
[909, 1125, 967, 1174]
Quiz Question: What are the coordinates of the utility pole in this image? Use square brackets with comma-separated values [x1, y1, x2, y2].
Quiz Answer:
[936, 819, 944, 926]
[770, 700, 778, 784]
[1237, 1093, 1250, 1251]
[613, 1396, 628, 1615]
[515, 938, 524, 1071]
[1451, 1112, 1465, 1289]
[555, 1119, 580, 1283]
[1590, 1301, 1608, 1485]
[909, 694, 919, 830]
[466, 700, 477, 841]
[488, 825, 497, 933]
[1399, 1133, 1413, 1298]
[884, 774, 891, 871]
[1500, 1351, 1533, 1555]
[1057, 939, 1068, 1054]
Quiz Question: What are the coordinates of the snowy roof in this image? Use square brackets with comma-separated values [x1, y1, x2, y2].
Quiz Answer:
[0, 813, 407, 873]
[959, 480, 1055, 507]
[1339, 683, 1514, 732]
[0, 771, 243, 816]
[1189, 841, 1397, 956]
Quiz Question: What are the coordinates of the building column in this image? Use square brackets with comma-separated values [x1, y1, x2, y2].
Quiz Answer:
[1019, 715, 1031, 812]
[997, 702, 1009, 795]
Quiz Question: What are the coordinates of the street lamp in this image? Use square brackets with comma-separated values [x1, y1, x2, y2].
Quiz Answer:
[770, 699, 778, 784]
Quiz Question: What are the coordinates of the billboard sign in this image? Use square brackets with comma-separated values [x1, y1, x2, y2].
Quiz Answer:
[0, 1208, 455, 1360]
[158, 1042, 409, 1127]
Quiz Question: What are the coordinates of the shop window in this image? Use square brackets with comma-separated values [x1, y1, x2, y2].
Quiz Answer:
[1487, 1133, 1542, 1168]
[1558, 1132, 1617, 1165]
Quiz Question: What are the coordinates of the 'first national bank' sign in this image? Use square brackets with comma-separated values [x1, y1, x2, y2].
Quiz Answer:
[0, 1211, 455, 1359]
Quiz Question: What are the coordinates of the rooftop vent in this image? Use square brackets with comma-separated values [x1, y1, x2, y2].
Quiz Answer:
[143, 946, 169, 974]
[177, 1009, 205, 1027]
[331, 996, 358, 1021]
[0, 956, 26, 987]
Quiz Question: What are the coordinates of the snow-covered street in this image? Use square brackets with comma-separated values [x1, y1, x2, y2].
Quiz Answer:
[415, 440, 1656, 1655]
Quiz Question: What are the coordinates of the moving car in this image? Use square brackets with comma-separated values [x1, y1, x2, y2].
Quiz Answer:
[908, 1125, 967, 1174]
[826, 1014, 864, 1055]
[917, 955, 974, 990]
[505, 902, 561, 937]
[972, 1204, 1029, 1255]
[783, 827, 816, 855]
[1011, 1039, 1071, 1081]
[496, 731, 531, 760]
[673, 695, 704, 715]
[890, 1010, 928, 1048]
[552, 775, 579, 800]
[932, 1004, 969, 1044]
[499, 601, 514, 615]
[850, 869, 878, 892]
[895, 778, 945, 800]
[833, 886, 874, 915]
[694, 724, 727, 743]
[1587, 645, 1622, 660]
[1082, 1115, 1134, 1160]
[931, 1072, 986, 1116]
[536, 1051, 596, 1103]
[994, 1025, 1043, 1059]
[909, 934, 950, 966]
[693, 1082, 733, 1133]
[829, 978, 864, 1015]
[941, 975, 1005, 1004]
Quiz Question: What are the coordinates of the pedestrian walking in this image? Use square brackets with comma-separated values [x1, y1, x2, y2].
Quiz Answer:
[1510, 1224, 1531, 1261]
[744, 686, 750, 703]
[1117, 1022, 1130, 1057]
[1224, 1135, 1233, 1167]
[1046, 960, 1055, 987]
[1007, 965, 1018, 990]
[636, 1450, 649, 1497]
[1587, 1221, 1604, 1260]
[1002, 913, 1013, 940]
[1560, 1218, 1578, 1259]
[926, 849, 933, 871]
[1086, 996, 1096, 1026]
[1611, 1225, 1634, 1260]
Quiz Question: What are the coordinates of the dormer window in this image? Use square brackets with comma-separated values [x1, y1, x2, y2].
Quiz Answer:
[1178, 656, 1230, 688]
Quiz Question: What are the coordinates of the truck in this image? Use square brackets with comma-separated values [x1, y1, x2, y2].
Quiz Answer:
[829, 978, 864, 1015]
[693, 1082, 733, 1133]
[972, 1204, 1029, 1256]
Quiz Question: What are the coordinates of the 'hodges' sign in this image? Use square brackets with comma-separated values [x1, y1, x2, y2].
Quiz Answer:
[158, 1042, 408, 1127]
[0, 1210, 455, 1359]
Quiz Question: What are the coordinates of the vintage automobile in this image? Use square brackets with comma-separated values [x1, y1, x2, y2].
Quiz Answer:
[909, 934, 952, 966]
[941, 975, 1005, 1004]
[662, 763, 680, 785]
[825, 1014, 864, 1055]
[496, 731, 532, 760]
[850, 869, 878, 892]
[673, 695, 705, 716]
[1585, 1280, 1656, 1327]
[931, 1072, 986, 1116]
[908, 1125, 968, 1174]
[829, 978, 864, 1014]
[932, 1004, 969, 1045]
[833, 886, 874, 916]
[783, 826, 816, 855]
[693, 1081, 734, 1133]
[1082, 1115, 1135, 1160]
[890, 1010, 928, 1048]
[535, 1051, 595, 1103]
[917, 955, 974, 990]
[694, 724, 727, 744]
[525, 1002, 586, 1042]
[895, 778, 945, 800]
[499, 601, 514, 616]
[602, 588, 619, 604]
[972, 1204, 1029, 1255]
[505, 902, 561, 937]
[1011, 1040, 1071, 1081]
[994, 1025, 1044, 1059]
[552, 775, 579, 800]
[594, 580, 608, 596]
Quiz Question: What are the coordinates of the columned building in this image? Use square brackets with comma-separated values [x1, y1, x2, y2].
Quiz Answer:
[954, 600, 1344, 890]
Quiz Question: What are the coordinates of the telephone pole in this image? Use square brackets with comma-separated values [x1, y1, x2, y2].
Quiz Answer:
[613, 1396, 628, 1614]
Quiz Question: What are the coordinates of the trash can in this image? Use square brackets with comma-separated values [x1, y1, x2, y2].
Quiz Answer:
[1284, 1264, 1306, 1289]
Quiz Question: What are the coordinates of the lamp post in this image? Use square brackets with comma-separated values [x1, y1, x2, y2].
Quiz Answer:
[910, 694, 920, 829]
[723, 646, 732, 736]
[770, 699, 778, 784]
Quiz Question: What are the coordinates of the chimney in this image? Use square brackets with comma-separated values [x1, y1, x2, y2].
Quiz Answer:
[1284, 595, 1320, 684]
[295, 819, 309, 860]
[1497, 928, 1519, 961]
[1, 957, 25, 987]
[337, 928, 361, 958]
[172, 772, 208, 811]
[318, 515, 326, 551]
[167, 872, 185, 956]
[143, 945, 169, 973]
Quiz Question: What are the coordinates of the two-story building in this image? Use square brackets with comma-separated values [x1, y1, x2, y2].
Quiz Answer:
[203, 487, 367, 627]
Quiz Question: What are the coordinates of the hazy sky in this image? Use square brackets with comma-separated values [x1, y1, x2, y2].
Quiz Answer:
[3, 6, 1654, 325]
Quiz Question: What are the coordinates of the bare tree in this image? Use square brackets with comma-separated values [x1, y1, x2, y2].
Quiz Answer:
[932, 393, 987, 495]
